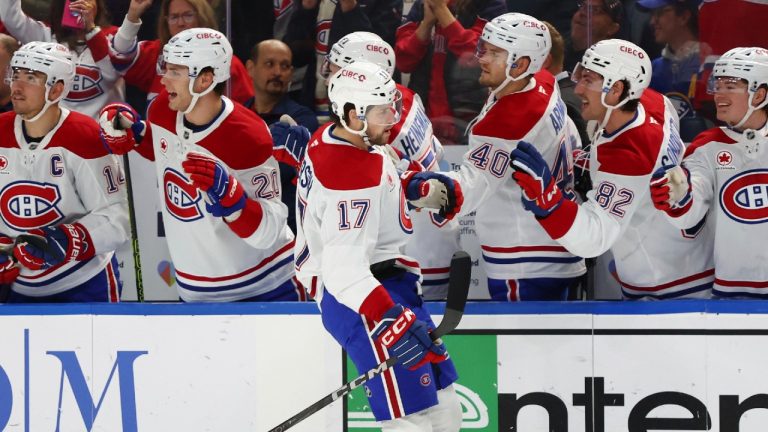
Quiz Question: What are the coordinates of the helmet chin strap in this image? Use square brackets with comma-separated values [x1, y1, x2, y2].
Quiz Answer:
[467, 57, 529, 135]
[339, 115, 372, 146]
[595, 86, 632, 139]
[183, 77, 217, 114]
[732, 92, 768, 129]
[25, 86, 61, 123]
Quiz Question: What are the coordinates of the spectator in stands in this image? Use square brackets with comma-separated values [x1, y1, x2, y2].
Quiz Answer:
[0, 0, 124, 118]
[637, 0, 700, 105]
[0, 34, 20, 113]
[109, 0, 254, 107]
[245, 40, 318, 132]
[396, 0, 507, 145]
[543, 22, 589, 148]
[246, 39, 318, 234]
[637, 0, 707, 140]
[284, 0, 402, 123]
[564, 0, 623, 72]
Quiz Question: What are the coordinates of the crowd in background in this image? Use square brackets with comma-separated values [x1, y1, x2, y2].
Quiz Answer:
[0, 0, 766, 302]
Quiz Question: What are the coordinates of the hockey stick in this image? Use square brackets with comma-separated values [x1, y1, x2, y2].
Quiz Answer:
[268, 250, 472, 432]
[112, 112, 144, 302]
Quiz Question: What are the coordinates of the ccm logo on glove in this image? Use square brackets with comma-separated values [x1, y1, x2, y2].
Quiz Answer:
[378, 308, 416, 347]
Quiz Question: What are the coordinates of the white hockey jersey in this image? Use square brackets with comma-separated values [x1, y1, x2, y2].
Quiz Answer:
[0, 109, 129, 296]
[0, 0, 125, 118]
[389, 85, 458, 299]
[538, 90, 715, 299]
[294, 123, 420, 309]
[665, 124, 768, 297]
[449, 71, 586, 280]
[139, 92, 295, 302]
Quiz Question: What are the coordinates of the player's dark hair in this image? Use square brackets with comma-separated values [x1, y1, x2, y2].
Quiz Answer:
[618, 79, 640, 112]
[330, 103, 356, 125]
[199, 67, 226, 95]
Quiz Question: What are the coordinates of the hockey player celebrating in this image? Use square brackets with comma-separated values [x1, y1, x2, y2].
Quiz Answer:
[650, 47, 768, 298]
[310, 31, 459, 300]
[444, 13, 585, 301]
[1, 42, 129, 302]
[511, 39, 715, 299]
[98, 28, 299, 302]
[294, 60, 463, 430]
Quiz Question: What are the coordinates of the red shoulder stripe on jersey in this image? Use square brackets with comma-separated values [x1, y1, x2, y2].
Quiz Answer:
[225, 199, 263, 238]
[639, 88, 666, 124]
[204, 104, 273, 170]
[685, 127, 737, 158]
[148, 91, 176, 130]
[359, 284, 395, 322]
[596, 110, 664, 176]
[310, 127, 384, 191]
[538, 199, 578, 240]
[472, 70, 556, 140]
[48, 111, 111, 159]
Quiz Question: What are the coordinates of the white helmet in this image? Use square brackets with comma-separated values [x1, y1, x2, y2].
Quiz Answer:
[323, 31, 396, 78]
[162, 28, 232, 113]
[9, 41, 75, 122]
[479, 12, 551, 78]
[575, 39, 652, 108]
[711, 47, 768, 128]
[328, 61, 401, 138]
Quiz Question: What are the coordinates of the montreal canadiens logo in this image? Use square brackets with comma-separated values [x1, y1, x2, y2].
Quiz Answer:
[399, 190, 413, 234]
[0, 181, 63, 230]
[163, 168, 203, 222]
[66, 65, 103, 102]
[719, 169, 768, 224]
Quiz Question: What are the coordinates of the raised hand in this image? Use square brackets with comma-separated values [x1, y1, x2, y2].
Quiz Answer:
[181, 152, 247, 218]
[270, 115, 311, 169]
[371, 304, 447, 370]
[99, 103, 145, 155]
[401, 170, 464, 219]
[510, 141, 564, 218]
[649, 164, 692, 215]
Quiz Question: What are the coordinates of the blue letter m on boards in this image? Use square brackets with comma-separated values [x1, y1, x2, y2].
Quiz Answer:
[47, 350, 148, 431]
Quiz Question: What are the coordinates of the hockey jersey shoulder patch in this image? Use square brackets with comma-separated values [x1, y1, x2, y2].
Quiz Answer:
[309, 130, 383, 191]
[472, 71, 556, 141]
[686, 127, 737, 158]
[49, 111, 109, 159]
[597, 124, 663, 176]
[205, 104, 273, 170]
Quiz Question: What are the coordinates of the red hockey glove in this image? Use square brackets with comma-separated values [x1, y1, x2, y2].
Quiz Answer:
[182, 152, 247, 218]
[99, 102, 145, 155]
[13, 223, 95, 270]
[371, 304, 448, 370]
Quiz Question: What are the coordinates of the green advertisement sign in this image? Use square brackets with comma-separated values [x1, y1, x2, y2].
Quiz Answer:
[346, 334, 497, 430]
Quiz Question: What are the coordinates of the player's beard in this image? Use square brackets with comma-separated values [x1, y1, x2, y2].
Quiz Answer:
[366, 129, 390, 146]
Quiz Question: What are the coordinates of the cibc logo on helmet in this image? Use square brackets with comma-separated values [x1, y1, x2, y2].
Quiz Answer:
[195, 32, 222, 40]
[340, 70, 366, 82]
[620, 45, 645, 58]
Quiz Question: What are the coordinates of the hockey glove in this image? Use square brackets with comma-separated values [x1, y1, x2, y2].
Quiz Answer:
[270, 115, 311, 170]
[99, 102, 145, 155]
[13, 223, 95, 271]
[0, 235, 19, 284]
[400, 171, 464, 219]
[371, 304, 448, 371]
[510, 141, 564, 218]
[650, 164, 692, 216]
[182, 152, 247, 218]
